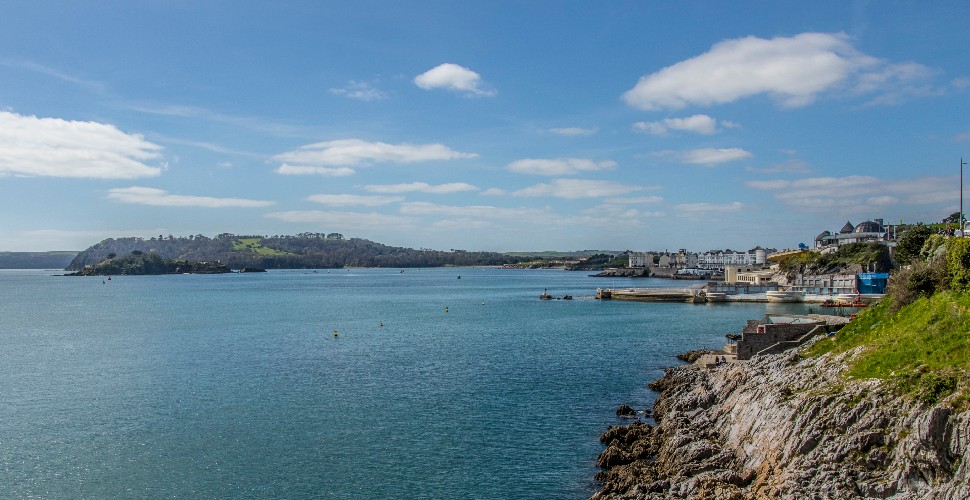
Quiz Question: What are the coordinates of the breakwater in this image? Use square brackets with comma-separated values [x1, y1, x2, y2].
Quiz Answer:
[592, 341, 970, 498]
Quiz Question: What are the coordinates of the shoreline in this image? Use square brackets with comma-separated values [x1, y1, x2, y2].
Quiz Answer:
[591, 339, 970, 498]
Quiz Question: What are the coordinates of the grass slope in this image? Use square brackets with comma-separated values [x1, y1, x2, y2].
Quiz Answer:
[806, 291, 970, 407]
[231, 238, 289, 255]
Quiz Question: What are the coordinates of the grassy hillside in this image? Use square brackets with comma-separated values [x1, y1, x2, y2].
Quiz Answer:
[804, 236, 970, 408]
[806, 292, 970, 407]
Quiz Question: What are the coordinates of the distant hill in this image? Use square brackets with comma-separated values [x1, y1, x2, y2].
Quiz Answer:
[0, 251, 78, 269]
[67, 233, 536, 271]
[67, 251, 231, 276]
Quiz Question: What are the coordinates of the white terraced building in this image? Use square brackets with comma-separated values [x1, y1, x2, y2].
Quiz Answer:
[628, 247, 767, 270]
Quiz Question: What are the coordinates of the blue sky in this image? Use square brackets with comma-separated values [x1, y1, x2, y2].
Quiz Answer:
[1, 1, 968, 252]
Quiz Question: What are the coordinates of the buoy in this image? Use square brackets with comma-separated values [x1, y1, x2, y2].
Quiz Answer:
[444, 306, 449, 313]
[457, 275, 461, 279]
[333, 329, 338, 337]
[379, 322, 384, 327]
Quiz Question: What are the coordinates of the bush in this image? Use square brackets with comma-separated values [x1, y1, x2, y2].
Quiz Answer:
[947, 237, 970, 291]
[885, 255, 949, 312]
[894, 225, 933, 265]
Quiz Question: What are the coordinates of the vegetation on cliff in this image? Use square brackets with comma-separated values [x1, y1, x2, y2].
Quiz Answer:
[805, 235, 970, 407]
[777, 241, 892, 278]
[67, 251, 231, 276]
[66, 233, 534, 270]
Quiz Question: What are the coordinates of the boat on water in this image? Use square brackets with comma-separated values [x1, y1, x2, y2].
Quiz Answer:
[765, 290, 805, 303]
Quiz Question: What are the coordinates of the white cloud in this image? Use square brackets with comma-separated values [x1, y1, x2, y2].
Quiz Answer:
[400, 201, 548, 220]
[107, 187, 274, 208]
[675, 201, 744, 214]
[414, 63, 496, 97]
[362, 182, 478, 194]
[748, 159, 812, 174]
[512, 179, 644, 199]
[954, 131, 970, 142]
[306, 194, 403, 206]
[604, 195, 664, 204]
[652, 147, 752, 165]
[328, 80, 390, 101]
[266, 210, 415, 228]
[745, 174, 957, 214]
[633, 114, 723, 135]
[480, 188, 507, 196]
[275, 164, 356, 176]
[506, 158, 617, 176]
[272, 139, 477, 175]
[622, 32, 931, 110]
[549, 127, 598, 137]
[0, 111, 162, 179]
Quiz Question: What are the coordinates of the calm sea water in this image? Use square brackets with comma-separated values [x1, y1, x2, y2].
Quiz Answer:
[0, 268, 809, 498]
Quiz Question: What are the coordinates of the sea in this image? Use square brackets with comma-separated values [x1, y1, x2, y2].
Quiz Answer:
[0, 267, 811, 498]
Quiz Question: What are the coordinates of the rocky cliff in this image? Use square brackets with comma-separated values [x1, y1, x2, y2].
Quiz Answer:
[594, 345, 969, 499]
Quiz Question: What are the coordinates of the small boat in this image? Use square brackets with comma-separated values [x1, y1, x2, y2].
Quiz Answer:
[539, 289, 552, 300]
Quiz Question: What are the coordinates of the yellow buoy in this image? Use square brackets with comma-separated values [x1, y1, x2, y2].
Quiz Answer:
[333, 329, 338, 337]
[444, 306, 449, 313]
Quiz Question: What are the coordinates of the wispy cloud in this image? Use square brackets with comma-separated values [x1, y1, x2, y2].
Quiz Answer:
[676, 201, 743, 213]
[745, 174, 957, 214]
[651, 147, 752, 166]
[306, 194, 403, 206]
[549, 127, 598, 137]
[362, 182, 478, 194]
[512, 179, 644, 199]
[506, 158, 617, 176]
[128, 103, 307, 137]
[275, 164, 356, 176]
[400, 201, 549, 220]
[107, 187, 274, 208]
[622, 32, 934, 110]
[414, 63, 496, 97]
[265, 210, 415, 227]
[272, 139, 477, 176]
[633, 114, 736, 135]
[328, 80, 390, 101]
[747, 158, 813, 174]
[2, 60, 107, 93]
[0, 111, 162, 179]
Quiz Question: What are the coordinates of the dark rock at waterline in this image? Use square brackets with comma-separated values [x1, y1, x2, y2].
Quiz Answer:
[239, 267, 267, 273]
[616, 404, 637, 417]
[676, 349, 722, 363]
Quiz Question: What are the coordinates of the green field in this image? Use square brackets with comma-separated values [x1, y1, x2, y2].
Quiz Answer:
[231, 238, 289, 255]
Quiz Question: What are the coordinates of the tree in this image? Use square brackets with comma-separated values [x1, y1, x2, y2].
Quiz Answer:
[894, 225, 933, 265]
[943, 211, 964, 225]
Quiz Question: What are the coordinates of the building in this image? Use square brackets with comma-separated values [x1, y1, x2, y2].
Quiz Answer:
[816, 219, 893, 249]
[788, 273, 858, 295]
[724, 266, 776, 285]
[697, 247, 767, 270]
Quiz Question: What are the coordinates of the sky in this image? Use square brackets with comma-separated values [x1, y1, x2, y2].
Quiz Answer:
[1, 1, 969, 253]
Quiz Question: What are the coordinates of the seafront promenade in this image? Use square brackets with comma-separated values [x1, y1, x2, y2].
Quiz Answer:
[596, 286, 883, 305]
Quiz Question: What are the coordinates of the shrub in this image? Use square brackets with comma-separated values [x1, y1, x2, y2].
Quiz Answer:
[885, 255, 949, 312]
[894, 224, 933, 265]
[947, 237, 970, 291]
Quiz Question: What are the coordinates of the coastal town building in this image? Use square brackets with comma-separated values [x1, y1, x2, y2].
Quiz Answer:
[787, 273, 859, 295]
[724, 266, 776, 285]
[815, 219, 897, 250]
[628, 247, 768, 270]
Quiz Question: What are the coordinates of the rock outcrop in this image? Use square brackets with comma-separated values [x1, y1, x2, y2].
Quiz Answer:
[594, 345, 970, 499]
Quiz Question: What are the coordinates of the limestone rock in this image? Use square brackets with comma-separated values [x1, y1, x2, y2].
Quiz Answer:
[593, 341, 970, 499]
